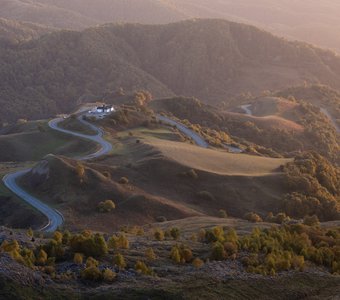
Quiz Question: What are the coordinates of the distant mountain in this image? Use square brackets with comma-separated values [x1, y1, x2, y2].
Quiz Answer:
[2, 19, 340, 122]
[2, 0, 340, 52]
[0, 0, 184, 29]
[0, 18, 53, 43]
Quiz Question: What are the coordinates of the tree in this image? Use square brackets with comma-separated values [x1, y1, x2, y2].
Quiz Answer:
[145, 248, 156, 261]
[154, 229, 165, 241]
[27, 228, 34, 238]
[170, 227, 180, 240]
[135, 261, 153, 275]
[86, 256, 99, 268]
[303, 215, 320, 226]
[81, 266, 103, 281]
[103, 268, 116, 282]
[211, 242, 227, 261]
[75, 163, 85, 181]
[53, 231, 63, 244]
[98, 200, 116, 213]
[114, 253, 126, 270]
[36, 249, 48, 265]
[73, 253, 83, 265]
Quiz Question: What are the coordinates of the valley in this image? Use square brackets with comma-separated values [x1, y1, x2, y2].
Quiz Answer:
[0, 9, 339, 299]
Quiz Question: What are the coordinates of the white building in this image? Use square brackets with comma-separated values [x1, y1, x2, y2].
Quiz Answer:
[96, 105, 115, 114]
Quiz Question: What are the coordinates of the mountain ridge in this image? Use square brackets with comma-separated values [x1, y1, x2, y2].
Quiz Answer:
[2, 19, 340, 122]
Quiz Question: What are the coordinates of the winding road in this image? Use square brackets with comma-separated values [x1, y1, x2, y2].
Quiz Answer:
[157, 115, 243, 153]
[157, 115, 209, 148]
[241, 104, 253, 116]
[2, 115, 112, 232]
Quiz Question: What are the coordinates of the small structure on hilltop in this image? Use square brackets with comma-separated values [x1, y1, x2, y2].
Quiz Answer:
[96, 105, 115, 114]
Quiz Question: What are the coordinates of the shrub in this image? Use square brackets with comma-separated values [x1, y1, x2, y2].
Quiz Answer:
[73, 253, 83, 265]
[170, 247, 181, 264]
[244, 212, 263, 223]
[145, 248, 156, 261]
[107, 234, 129, 250]
[119, 177, 129, 184]
[211, 242, 227, 261]
[36, 249, 48, 265]
[103, 268, 116, 282]
[70, 232, 108, 257]
[75, 163, 85, 179]
[156, 216, 167, 223]
[113, 253, 126, 270]
[218, 209, 228, 218]
[81, 266, 103, 281]
[170, 245, 193, 264]
[154, 229, 165, 241]
[53, 231, 63, 244]
[170, 227, 180, 240]
[303, 215, 320, 226]
[86, 257, 99, 268]
[192, 258, 204, 268]
[197, 191, 216, 202]
[27, 228, 34, 238]
[98, 200, 116, 213]
[135, 261, 153, 275]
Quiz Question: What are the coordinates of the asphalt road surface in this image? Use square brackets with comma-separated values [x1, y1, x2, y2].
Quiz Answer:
[2, 115, 112, 232]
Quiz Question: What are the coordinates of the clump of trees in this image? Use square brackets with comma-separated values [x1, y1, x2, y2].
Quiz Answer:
[97, 200, 116, 213]
[199, 224, 340, 275]
[170, 244, 193, 264]
[283, 152, 340, 221]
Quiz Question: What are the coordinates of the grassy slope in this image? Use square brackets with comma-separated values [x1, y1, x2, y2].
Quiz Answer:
[0, 123, 98, 162]
[58, 117, 97, 136]
[145, 138, 291, 176]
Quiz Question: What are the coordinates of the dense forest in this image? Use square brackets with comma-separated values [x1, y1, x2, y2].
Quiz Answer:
[2, 19, 340, 123]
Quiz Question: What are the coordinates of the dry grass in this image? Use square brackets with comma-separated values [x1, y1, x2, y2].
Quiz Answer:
[225, 111, 304, 132]
[145, 139, 291, 176]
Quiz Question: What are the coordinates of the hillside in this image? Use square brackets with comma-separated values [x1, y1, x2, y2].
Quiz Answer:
[3, 1, 340, 53]
[0, 18, 53, 43]
[3, 20, 340, 123]
[150, 96, 340, 162]
[0, 0, 184, 29]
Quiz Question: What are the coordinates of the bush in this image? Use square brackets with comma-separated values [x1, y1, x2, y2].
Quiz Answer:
[70, 232, 108, 257]
[145, 248, 156, 261]
[75, 163, 85, 179]
[170, 227, 180, 240]
[119, 177, 129, 184]
[197, 191, 216, 202]
[73, 253, 83, 265]
[135, 261, 153, 275]
[81, 266, 103, 281]
[170, 245, 193, 264]
[211, 242, 227, 261]
[244, 212, 263, 223]
[98, 200, 116, 213]
[113, 253, 126, 269]
[103, 268, 116, 282]
[86, 257, 99, 268]
[156, 216, 167, 223]
[154, 229, 165, 241]
[36, 249, 48, 266]
[218, 209, 228, 218]
[107, 234, 129, 250]
[303, 215, 320, 226]
[192, 258, 204, 268]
